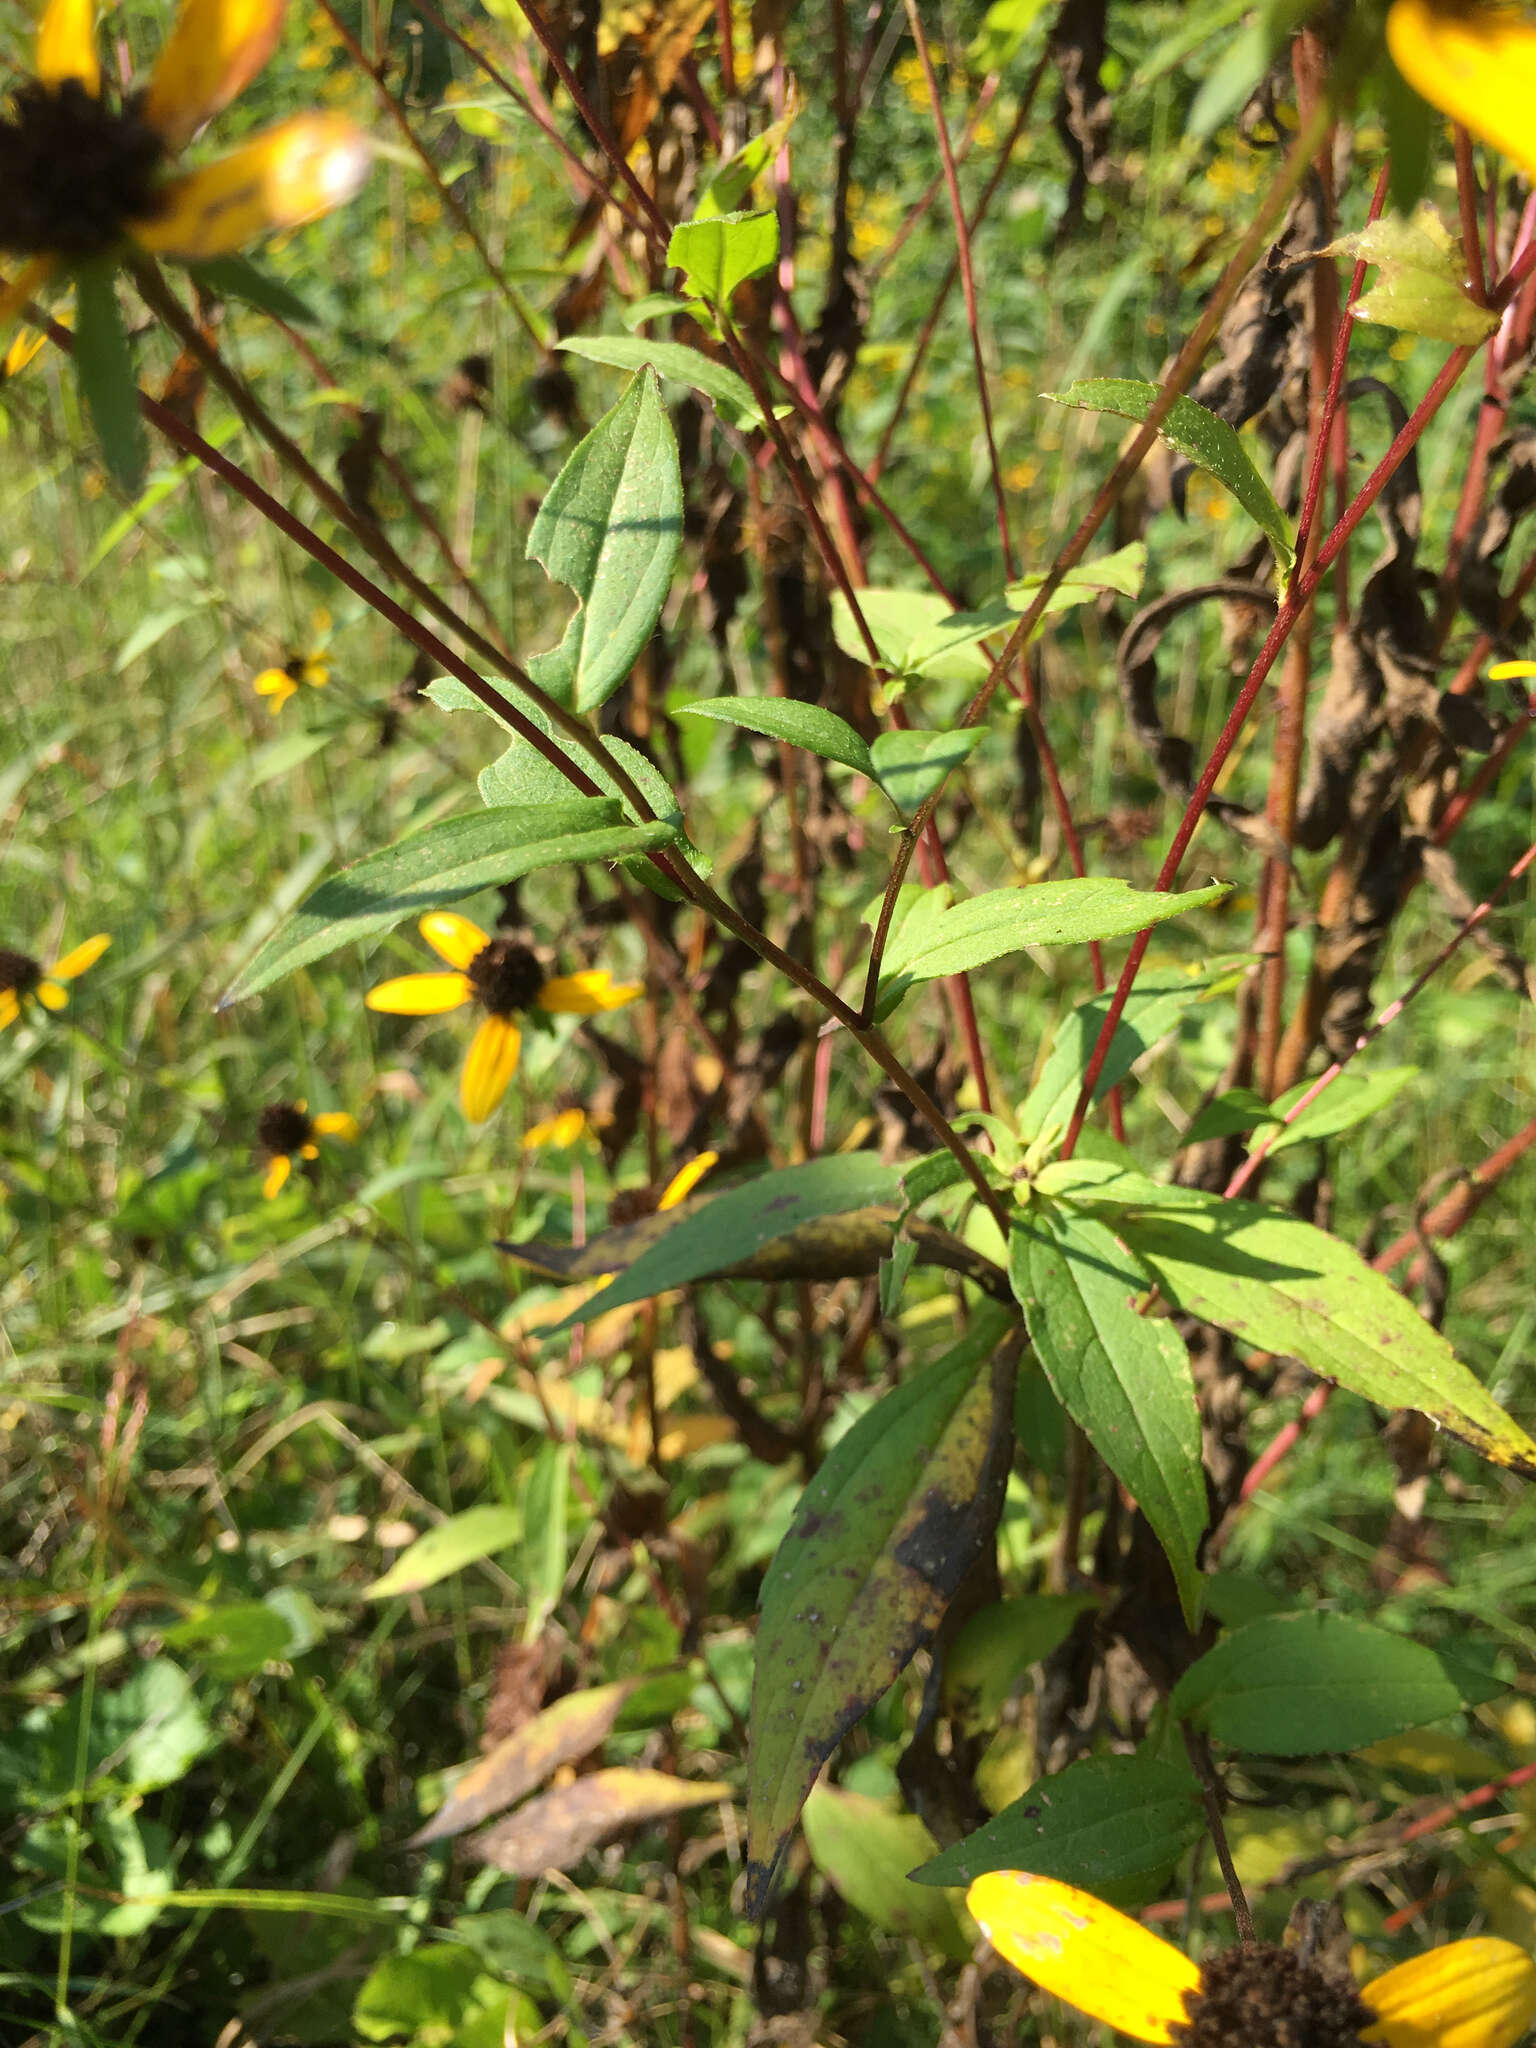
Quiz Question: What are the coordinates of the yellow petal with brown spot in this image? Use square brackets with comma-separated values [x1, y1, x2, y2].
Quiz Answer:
[143, 0, 287, 150]
[460, 1012, 521, 1122]
[134, 114, 371, 262]
[1362, 1937, 1536, 2048]
[967, 1873, 1199, 2045]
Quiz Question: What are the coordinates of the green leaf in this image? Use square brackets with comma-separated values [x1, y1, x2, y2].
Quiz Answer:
[1171, 1613, 1504, 1755]
[365, 1506, 522, 1600]
[556, 335, 766, 427]
[549, 1155, 903, 1330]
[1267, 1064, 1419, 1155]
[1045, 378, 1295, 571]
[1326, 210, 1499, 346]
[680, 695, 874, 775]
[220, 801, 676, 1004]
[526, 370, 683, 712]
[1018, 957, 1249, 1150]
[912, 1753, 1204, 1904]
[802, 1786, 971, 1958]
[869, 727, 985, 817]
[1003, 539, 1149, 614]
[876, 877, 1229, 1016]
[74, 259, 146, 492]
[1182, 1086, 1279, 1148]
[0, 1658, 214, 1805]
[970, 0, 1053, 71]
[668, 208, 779, 303]
[941, 1595, 1099, 1729]
[830, 588, 991, 684]
[697, 102, 799, 217]
[162, 1600, 298, 1681]
[355, 1945, 510, 2048]
[1062, 1184, 1536, 1477]
[1376, 53, 1434, 216]
[745, 1303, 1017, 1914]
[1186, 19, 1269, 139]
[1009, 1206, 1206, 1625]
[186, 254, 318, 325]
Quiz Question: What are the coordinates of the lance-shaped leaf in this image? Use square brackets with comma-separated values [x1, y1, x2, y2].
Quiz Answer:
[1171, 1612, 1504, 1756]
[680, 696, 874, 775]
[527, 369, 682, 712]
[1108, 1192, 1536, 1478]
[410, 1680, 639, 1846]
[220, 801, 677, 1003]
[540, 1155, 904, 1330]
[912, 1752, 1204, 1906]
[1045, 378, 1295, 572]
[75, 259, 147, 492]
[1009, 1205, 1206, 1625]
[803, 1786, 972, 1958]
[468, 1768, 728, 1877]
[745, 1305, 1019, 1915]
[365, 1507, 520, 1601]
[875, 877, 1228, 1017]
[556, 334, 767, 427]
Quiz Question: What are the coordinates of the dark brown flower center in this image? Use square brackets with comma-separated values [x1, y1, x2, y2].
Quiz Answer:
[258, 1102, 315, 1158]
[1171, 1943, 1375, 2048]
[465, 938, 545, 1018]
[0, 79, 167, 259]
[0, 949, 42, 998]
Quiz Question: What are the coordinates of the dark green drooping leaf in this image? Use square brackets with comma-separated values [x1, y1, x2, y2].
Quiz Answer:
[668, 209, 779, 303]
[802, 1786, 971, 1958]
[556, 335, 766, 427]
[680, 696, 874, 775]
[1009, 1205, 1206, 1624]
[526, 370, 682, 712]
[1171, 1612, 1503, 1755]
[869, 727, 985, 817]
[75, 259, 146, 492]
[221, 801, 676, 1003]
[746, 1304, 1018, 1915]
[549, 1156, 904, 1329]
[876, 878, 1229, 1016]
[1045, 378, 1294, 571]
[186, 255, 318, 326]
[912, 1753, 1203, 1905]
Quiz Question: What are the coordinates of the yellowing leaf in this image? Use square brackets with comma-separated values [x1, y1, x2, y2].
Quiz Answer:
[1325, 208, 1498, 346]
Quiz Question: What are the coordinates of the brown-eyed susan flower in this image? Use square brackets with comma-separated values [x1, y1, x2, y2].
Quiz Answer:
[253, 650, 329, 715]
[0, 0, 372, 342]
[365, 912, 642, 1125]
[968, 1871, 1536, 2048]
[257, 1098, 358, 1199]
[1387, 2, 1536, 182]
[0, 932, 109, 1030]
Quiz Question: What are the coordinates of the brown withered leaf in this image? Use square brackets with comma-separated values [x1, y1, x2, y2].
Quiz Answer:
[467, 1766, 729, 1877]
[410, 1678, 640, 1847]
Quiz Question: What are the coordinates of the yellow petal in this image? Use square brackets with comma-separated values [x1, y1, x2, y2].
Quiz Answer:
[967, 1874, 1200, 2045]
[1362, 1938, 1536, 2048]
[253, 667, 297, 712]
[0, 258, 59, 354]
[365, 971, 472, 1016]
[522, 1106, 589, 1151]
[460, 1012, 521, 1122]
[50, 933, 109, 981]
[0, 991, 20, 1030]
[299, 656, 329, 687]
[537, 970, 644, 1016]
[418, 910, 489, 971]
[311, 1110, 359, 1141]
[1489, 660, 1536, 681]
[143, 0, 287, 151]
[133, 113, 372, 263]
[262, 1153, 292, 1199]
[35, 980, 68, 1011]
[4, 326, 49, 379]
[1387, 0, 1536, 182]
[36, 0, 99, 93]
[658, 1150, 718, 1210]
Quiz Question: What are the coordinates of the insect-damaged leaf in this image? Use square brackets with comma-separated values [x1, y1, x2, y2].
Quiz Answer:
[410, 1680, 639, 1846]
[526, 369, 682, 712]
[467, 1768, 727, 1878]
[745, 1303, 1019, 1915]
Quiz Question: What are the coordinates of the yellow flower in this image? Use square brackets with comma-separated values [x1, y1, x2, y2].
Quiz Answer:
[257, 1098, 358, 1199]
[1489, 659, 1536, 685]
[1387, 1, 1536, 181]
[968, 1871, 1536, 2048]
[364, 912, 642, 1125]
[0, 0, 372, 343]
[252, 651, 329, 715]
[0, 932, 109, 1029]
[522, 1106, 592, 1152]
[658, 1151, 718, 1210]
